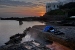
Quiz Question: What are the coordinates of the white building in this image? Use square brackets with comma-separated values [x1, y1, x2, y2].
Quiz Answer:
[46, 0, 75, 12]
[46, 2, 63, 12]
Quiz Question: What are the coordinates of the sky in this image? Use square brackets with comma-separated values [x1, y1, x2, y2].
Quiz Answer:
[0, 0, 74, 17]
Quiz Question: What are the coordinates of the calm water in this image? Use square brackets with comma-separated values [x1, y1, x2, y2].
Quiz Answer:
[0, 20, 45, 46]
[0, 20, 71, 50]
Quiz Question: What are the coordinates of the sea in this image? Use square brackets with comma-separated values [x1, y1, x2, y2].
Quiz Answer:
[0, 20, 45, 46]
[0, 20, 71, 50]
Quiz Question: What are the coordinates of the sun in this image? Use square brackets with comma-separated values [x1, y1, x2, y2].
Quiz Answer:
[40, 14, 44, 16]
[40, 12, 45, 16]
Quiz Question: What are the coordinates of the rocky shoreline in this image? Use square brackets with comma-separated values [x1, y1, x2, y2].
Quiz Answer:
[30, 25, 75, 50]
[0, 40, 51, 50]
[0, 27, 51, 50]
[0, 25, 75, 50]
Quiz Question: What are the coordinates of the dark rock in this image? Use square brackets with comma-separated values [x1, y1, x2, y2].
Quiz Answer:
[0, 40, 51, 50]
[5, 27, 31, 45]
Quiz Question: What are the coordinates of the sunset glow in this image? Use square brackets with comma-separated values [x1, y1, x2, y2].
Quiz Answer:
[39, 12, 45, 16]
[17, 5, 46, 17]
[0, 0, 56, 17]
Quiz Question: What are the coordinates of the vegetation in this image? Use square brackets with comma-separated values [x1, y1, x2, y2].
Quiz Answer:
[0, 17, 47, 21]
[59, 2, 75, 9]
[46, 2, 75, 16]
[68, 8, 75, 17]
[46, 9, 65, 15]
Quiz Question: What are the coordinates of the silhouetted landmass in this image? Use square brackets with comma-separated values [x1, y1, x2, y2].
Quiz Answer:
[59, 2, 75, 9]
[45, 2, 75, 17]
[43, 2, 75, 26]
[0, 17, 47, 22]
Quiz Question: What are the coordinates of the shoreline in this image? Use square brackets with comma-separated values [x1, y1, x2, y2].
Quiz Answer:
[28, 25, 75, 50]
[0, 24, 75, 50]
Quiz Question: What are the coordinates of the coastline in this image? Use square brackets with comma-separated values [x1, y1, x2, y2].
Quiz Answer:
[0, 26, 51, 50]
[0, 24, 75, 50]
[28, 25, 75, 50]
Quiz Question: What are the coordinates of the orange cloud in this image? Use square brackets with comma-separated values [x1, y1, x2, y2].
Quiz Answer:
[11, 5, 46, 17]
[0, 5, 46, 17]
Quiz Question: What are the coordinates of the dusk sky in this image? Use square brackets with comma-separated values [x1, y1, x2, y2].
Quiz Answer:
[0, 0, 74, 17]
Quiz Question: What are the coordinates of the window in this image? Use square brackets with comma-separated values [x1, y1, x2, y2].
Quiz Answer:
[54, 5, 55, 8]
[57, 5, 59, 8]
[47, 6, 50, 8]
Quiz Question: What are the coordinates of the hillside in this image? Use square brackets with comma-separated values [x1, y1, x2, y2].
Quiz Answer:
[45, 2, 75, 17]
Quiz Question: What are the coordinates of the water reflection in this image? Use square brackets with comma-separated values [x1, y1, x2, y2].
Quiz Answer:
[19, 21, 23, 25]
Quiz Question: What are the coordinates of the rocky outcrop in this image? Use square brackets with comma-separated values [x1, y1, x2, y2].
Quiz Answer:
[29, 25, 75, 50]
[0, 27, 51, 50]
[0, 40, 51, 50]
[5, 27, 31, 45]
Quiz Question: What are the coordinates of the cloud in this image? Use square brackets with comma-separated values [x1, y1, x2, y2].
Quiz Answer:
[0, 12, 26, 17]
[57, 0, 75, 2]
[0, 0, 38, 7]
[0, 5, 8, 8]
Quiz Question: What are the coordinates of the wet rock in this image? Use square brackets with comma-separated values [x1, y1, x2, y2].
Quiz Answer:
[23, 40, 51, 50]
[0, 40, 51, 50]
[54, 30, 65, 35]
[0, 44, 27, 50]
[5, 27, 31, 45]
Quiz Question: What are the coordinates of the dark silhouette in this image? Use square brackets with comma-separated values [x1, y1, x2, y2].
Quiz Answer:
[5, 27, 31, 45]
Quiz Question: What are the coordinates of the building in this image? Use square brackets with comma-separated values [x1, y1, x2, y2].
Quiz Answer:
[46, 0, 75, 12]
[45, 1, 75, 22]
[46, 2, 63, 12]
